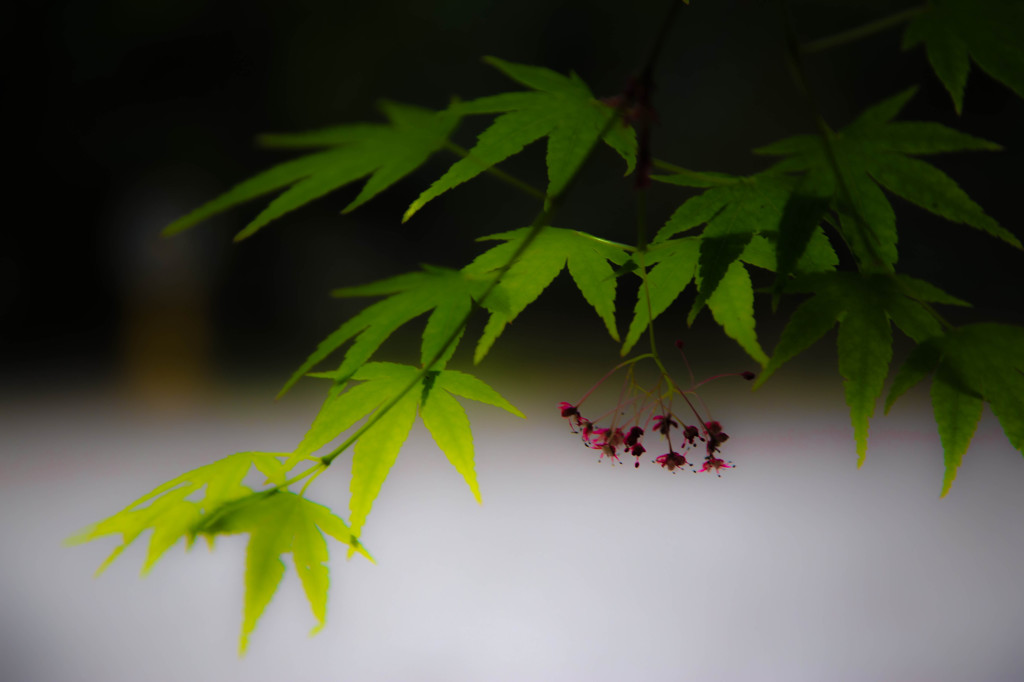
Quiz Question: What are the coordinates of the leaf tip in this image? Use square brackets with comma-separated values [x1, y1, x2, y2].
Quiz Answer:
[940, 462, 960, 498]
[402, 203, 421, 223]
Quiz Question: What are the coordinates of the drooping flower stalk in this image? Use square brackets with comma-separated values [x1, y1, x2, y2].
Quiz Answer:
[559, 343, 752, 475]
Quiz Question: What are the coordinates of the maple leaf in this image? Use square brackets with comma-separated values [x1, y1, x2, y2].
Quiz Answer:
[621, 237, 700, 356]
[66, 452, 291, 575]
[291, 362, 522, 544]
[654, 172, 801, 323]
[886, 323, 1024, 496]
[403, 56, 636, 221]
[902, 0, 1024, 114]
[624, 172, 837, 362]
[755, 88, 1019, 270]
[753, 271, 970, 464]
[163, 101, 458, 241]
[193, 490, 371, 654]
[461, 226, 630, 362]
[278, 266, 484, 397]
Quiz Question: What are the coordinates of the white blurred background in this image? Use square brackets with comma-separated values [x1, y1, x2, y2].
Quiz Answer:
[3, 365, 1023, 681]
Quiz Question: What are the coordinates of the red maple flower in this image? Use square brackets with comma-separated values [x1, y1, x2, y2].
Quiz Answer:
[704, 420, 729, 454]
[653, 414, 678, 435]
[630, 443, 646, 468]
[599, 443, 621, 464]
[697, 455, 734, 476]
[586, 427, 609, 449]
[655, 450, 689, 472]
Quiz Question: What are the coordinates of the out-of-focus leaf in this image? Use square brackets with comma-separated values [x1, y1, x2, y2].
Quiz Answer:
[757, 88, 1018, 270]
[886, 323, 1024, 495]
[756, 272, 968, 464]
[165, 102, 458, 240]
[902, 0, 1024, 114]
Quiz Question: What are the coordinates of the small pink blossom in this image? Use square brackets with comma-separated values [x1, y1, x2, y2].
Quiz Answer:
[655, 451, 689, 472]
[653, 414, 678, 436]
[586, 427, 610, 449]
[599, 443, 621, 464]
[697, 455, 734, 476]
[704, 420, 729, 454]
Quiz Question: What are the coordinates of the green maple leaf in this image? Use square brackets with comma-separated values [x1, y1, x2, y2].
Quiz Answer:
[628, 172, 837, 363]
[886, 323, 1024, 496]
[461, 226, 630, 362]
[67, 452, 292, 575]
[279, 266, 483, 397]
[292, 362, 522, 543]
[403, 56, 636, 221]
[754, 272, 970, 464]
[193, 490, 370, 654]
[621, 237, 701, 356]
[902, 0, 1024, 114]
[756, 88, 1019, 270]
[163, 101, 458, 241]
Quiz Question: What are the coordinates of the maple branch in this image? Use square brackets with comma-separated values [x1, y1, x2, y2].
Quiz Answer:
[800, 5, 928, 54]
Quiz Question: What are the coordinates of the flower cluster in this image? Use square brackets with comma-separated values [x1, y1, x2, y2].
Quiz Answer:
[563, 401, 735, 475]
[558, 345, 750, 477]
[560, 403, 644, 465]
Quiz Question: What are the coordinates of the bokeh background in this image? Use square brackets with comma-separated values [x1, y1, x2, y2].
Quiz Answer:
[3, 1, 1023, 680]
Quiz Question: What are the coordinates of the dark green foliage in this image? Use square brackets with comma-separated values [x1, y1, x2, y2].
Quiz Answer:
[755, 88, 1018, 270]
[886, 324, 1024, 495]
[903, 0, 1024, 114]
[754, 273, 970, 464]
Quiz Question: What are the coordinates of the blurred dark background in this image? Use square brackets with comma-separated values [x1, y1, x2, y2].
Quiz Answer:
[8, 0, 1022, 400]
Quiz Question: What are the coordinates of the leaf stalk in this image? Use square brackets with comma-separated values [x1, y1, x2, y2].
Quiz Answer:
[800, 5, 928, 54]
